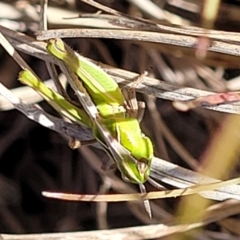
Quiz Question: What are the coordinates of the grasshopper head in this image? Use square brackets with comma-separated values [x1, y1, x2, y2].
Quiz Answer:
[118, 157, 152, 184]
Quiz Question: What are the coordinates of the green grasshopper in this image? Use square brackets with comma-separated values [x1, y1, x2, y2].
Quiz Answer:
[19, 38, 154, 216]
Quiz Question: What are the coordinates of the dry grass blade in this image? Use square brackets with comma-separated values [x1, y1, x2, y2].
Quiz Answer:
[2, 25, 240, 115]
[1, 200, 240, 239]
[36, 28, 240, 59]
[42, 176, 240, 202]
[0, 32, 30, 70]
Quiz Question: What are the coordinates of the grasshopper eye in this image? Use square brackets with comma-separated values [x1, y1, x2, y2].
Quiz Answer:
[137, 161, 148, 174]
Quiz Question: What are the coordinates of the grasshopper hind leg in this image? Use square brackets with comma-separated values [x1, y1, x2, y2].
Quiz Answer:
[122, 72, 147, 121]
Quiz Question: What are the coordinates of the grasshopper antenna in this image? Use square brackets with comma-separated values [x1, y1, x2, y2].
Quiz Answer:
[139, 183, 152, 218]
[148, 177, 167, 190]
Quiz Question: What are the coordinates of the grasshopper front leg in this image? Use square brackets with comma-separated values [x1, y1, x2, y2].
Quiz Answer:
[123, 72, 147, 121]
